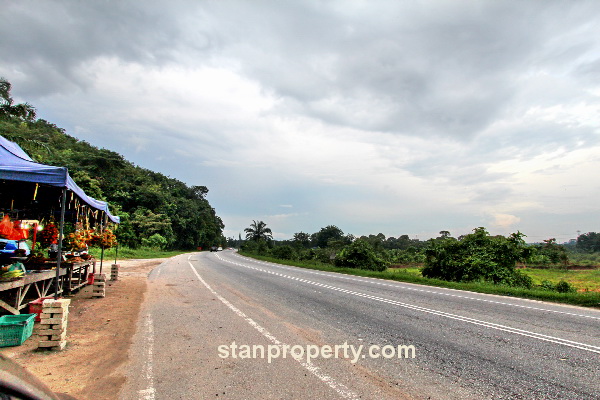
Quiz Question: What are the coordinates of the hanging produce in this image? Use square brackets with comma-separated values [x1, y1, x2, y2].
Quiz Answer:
[90, 228, 117, 248]
[37, 223, 58, 248]
[0, 215, 28, 240]
[65, 230, 93, 250]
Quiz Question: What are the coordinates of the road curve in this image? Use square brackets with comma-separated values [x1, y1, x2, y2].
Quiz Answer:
[121, 251, 600, 400]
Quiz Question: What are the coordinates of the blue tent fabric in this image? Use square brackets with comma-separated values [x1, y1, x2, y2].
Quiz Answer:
[0, 135, 120, 223]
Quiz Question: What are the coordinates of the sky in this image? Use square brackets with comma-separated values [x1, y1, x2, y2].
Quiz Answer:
[1, 1, 599, 242]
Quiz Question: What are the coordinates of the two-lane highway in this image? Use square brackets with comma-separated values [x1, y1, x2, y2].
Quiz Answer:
[121, 250, 599, 399]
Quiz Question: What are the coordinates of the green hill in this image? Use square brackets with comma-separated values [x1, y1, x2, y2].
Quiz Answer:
[1, 80, 224, 250]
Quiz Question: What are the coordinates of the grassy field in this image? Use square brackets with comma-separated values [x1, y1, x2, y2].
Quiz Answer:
[522, 268, 600, 292]
[240, 252, 600, 308]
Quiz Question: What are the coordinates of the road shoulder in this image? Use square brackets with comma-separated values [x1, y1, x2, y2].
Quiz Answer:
[0, 258, 165, 400]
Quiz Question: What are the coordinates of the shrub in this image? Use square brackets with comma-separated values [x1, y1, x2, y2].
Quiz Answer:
[505, 270, 534, 289]
[538, 279, 576, 293]
[271, 245, 296, 260]
[334, 240, 388, 271]
[422, 227, 531, 286]
[141, 233, 167, 250]
[540, 280, 555, 290]
[555, 280, 576, 293]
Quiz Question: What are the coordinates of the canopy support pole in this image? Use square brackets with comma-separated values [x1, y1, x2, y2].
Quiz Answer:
[99, 244, 104, 274]
[54, 188, 67, 300]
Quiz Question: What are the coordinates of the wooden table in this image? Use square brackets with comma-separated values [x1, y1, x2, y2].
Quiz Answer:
[0, 261, 94, 314]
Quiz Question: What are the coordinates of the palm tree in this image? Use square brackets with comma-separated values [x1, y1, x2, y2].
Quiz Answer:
[244, 220, 273, 241]
[0, 77, 36, 121]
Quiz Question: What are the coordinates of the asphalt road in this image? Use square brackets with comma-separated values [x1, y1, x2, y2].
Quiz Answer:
[121, 250, 600, 400]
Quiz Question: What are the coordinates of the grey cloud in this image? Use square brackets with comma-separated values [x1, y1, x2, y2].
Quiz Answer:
[204, 1, 577, 139]
[0, 0, 218, 96]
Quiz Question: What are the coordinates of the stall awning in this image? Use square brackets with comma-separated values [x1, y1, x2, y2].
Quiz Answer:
[0, 135, 120, 223]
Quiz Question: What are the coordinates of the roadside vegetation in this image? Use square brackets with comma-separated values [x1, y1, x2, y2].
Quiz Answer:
[235, 222, 600, 308]
[1, 78, 226, 252]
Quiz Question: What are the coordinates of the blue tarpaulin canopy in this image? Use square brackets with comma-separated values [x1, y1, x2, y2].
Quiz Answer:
[0, 135, 119, 223]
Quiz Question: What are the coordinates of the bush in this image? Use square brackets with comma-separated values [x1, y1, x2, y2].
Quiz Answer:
[555, 280, 576, 293]
[506, 270, 533, 289]
[271, 245, 296, 260]
[240, 239, 271, 255]
[334, 240, 388, 271]
[141, 233, 167, 250]
[538, 279, 576, 293]
[540, 280, 555, 290]
[422, 227, 531, 286]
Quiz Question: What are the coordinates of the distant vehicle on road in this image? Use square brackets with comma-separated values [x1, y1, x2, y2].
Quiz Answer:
[210, 246, 218, 252]
[217, 247, 223, 251]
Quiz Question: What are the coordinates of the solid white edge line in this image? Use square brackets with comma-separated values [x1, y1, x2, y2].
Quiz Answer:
[228, 252, 600, 321]
[187, 261, 361, 400]
[217, 254, 600, 355]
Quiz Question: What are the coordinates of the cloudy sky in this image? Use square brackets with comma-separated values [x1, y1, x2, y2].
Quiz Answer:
[1, 1, 599, 242]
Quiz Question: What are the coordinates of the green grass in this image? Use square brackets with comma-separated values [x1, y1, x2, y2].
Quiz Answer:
[522, 268, 600, 293]
[240, 252, 600, 308]
[88, 246, 188, 260]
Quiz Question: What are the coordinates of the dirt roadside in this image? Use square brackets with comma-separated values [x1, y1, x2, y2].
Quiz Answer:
[0, 258, 166, 400]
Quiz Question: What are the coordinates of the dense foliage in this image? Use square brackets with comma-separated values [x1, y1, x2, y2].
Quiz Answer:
[239, 222, 596, 294]
[334, 239, 387, 271]
[422, 227, 533, 287]
[576, 232, 600, 253]
[0, 79, 224, 250]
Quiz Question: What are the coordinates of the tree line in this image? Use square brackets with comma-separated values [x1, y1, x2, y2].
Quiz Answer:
[0, 78, 225, 250]
[237, 221, 600, 291]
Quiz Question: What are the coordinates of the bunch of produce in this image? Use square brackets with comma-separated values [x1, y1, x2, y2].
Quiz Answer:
[0, 264, 25, 280]
[26, 253, 48, 264]
[38, 223, 58, 247]
[91, 228, 117, 248]
[65, 256, 85, 263]
[65, 230, 93, 250]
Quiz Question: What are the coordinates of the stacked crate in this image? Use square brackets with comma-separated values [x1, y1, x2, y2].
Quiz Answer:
[38, 298, 70, 350]
[92, 273, 107, 298]
[110, 263, 119, 281]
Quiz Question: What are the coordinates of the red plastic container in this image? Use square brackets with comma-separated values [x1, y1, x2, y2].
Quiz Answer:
[87, 272, 95, 285]
[28, 297, 55, 322]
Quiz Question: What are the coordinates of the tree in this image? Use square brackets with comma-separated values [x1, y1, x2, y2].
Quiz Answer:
[312, 225, 345, 248]
[0, 83, 225, 250]
[292, 232, 311, 248]
[536, 238, 569, 266]
[422, 227, 532, 287]
[244, 220, 273, 242]
[0, 78, 36, 121]
[576, 232, 600, 253]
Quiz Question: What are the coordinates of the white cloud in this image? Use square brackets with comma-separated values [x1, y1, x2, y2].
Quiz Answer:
[490, 214, 521, 229]
[2, 1, 600, 240]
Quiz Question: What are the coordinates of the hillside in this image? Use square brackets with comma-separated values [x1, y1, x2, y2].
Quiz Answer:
[0, 98, 225, 250]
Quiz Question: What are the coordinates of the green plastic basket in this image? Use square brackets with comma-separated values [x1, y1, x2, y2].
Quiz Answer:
[0, 314, 36, 347]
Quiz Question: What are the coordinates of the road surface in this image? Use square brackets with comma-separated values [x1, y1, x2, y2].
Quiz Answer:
[120, 250, 600, 399]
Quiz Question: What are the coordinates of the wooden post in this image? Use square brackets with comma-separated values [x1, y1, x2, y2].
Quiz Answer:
[54, 188, 67, 300]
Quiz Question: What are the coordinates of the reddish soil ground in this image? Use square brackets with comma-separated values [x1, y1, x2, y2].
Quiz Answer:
[0, 258, 164, 400]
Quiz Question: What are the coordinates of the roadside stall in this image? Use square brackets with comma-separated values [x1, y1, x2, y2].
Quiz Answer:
[0, 135, 119, 316]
